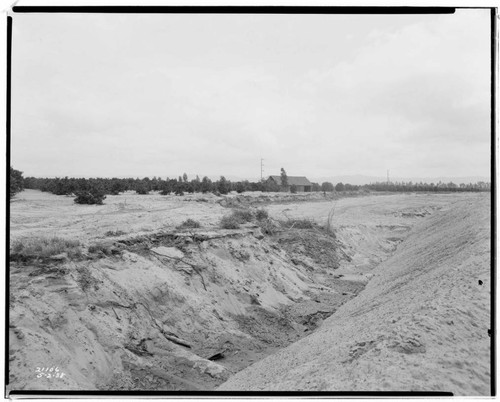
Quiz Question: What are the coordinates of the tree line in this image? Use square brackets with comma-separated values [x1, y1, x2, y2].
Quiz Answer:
[22, 175, 279, 196]
[365, 181, 490, 193]
[10, 167, 490, 205]
[15, 171, 346, 204]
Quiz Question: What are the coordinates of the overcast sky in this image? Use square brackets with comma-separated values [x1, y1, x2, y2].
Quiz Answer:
[11, 9, 491, 180]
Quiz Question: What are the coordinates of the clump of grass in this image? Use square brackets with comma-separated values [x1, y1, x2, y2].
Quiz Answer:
[220, 208, 256, 229]
[177, 219, 201, 229]
[88, 242, 116, 257]
[283, 218, 316, 229]
[231, 209, 254, 223]
[258, 218, 280, 235]
[220, 215, 240, 229]
[255, 208, 269, 221]
[230, 248, 251, 262]
[325, 204, 336, 235]
[105, 230, 126, 237]
[76, 266, 99, 292]
[10, 236, 82, 262]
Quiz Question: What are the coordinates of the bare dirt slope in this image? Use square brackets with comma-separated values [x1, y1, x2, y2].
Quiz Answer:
[220, 194, 491, 394]
[266, 193, 465, 276]
[8, 191, 354, 391]
[8, 190, 489, 393]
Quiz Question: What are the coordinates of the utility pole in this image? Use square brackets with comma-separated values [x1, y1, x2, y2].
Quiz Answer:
[261, 158, 264, 182]
[387, 169, 390, 185]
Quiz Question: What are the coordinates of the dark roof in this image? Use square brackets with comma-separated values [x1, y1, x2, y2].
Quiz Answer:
[268, 175, 312, 186]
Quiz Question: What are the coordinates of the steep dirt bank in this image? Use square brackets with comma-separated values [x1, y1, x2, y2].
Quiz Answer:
[266, 193, 470, 275]
[9, 225, 350, 391]
[8, 190, 478, 392]
[220, 194, 491, 395]
[9, 191, 356, 391]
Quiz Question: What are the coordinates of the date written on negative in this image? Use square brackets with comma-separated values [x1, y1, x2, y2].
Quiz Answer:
[35, 367, 66, 379]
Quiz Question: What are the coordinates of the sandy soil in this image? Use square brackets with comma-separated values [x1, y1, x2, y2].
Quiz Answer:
[8, 190, 351, 391]
[8, 190, 490, 394]
[220, 193, 491, 395]
[266, 192, 469, 274]
[9, 190, 228, 243]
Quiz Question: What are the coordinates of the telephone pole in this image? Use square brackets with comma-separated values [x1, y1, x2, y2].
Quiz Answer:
[261, 158, 264, 182]
[387, 169, 390, 185]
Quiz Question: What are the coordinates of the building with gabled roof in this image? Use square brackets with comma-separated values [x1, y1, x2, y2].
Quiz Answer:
[267, 175, 312, 192]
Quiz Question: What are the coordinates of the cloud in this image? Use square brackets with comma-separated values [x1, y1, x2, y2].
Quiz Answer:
[11, 11, 491, 179]
[292, 9, 491, 177]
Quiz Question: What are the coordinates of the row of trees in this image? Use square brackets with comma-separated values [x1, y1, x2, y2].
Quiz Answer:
[19, 174, 490, 198]
[366, 181, 491, 193]
[19, 172, 348, 203]
[11, 167, 490, 205]
[22, 175, 288, 197]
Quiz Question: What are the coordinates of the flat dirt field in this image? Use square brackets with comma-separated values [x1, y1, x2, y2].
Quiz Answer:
[8, 190, 491, 394]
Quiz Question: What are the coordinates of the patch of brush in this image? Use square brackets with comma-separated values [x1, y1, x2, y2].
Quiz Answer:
[275, 228, 342, 271]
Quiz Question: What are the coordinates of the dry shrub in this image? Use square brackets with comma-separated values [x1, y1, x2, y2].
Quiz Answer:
[283, 218, 316, 229]
[10, 236, 82, 262]
[76, 266, 99, 292]
[220, 215, 240, 229]
[177, 219, 201, 229]
[230, 248, 251, 262]
[220, 208, 255, 229]
[258, 218, 280, 235]
[105, 230, 126, 237]
[231, 209, 254, 223]
[88, 242, 117, 257]
[255, 208, 269, 221]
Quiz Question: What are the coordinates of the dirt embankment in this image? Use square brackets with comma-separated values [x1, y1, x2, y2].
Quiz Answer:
[9, 191, 361, 391]
[220, 194, 491, 395]
[9, 190, 486, 392]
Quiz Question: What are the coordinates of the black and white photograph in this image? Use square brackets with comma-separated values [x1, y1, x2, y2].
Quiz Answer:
[6, 3, 494, 396]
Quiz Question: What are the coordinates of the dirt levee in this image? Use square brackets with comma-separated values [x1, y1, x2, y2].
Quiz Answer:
[220, 194, 491, 394]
